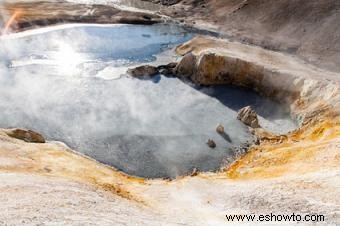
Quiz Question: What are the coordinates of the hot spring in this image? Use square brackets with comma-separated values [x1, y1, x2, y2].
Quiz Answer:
[0, 24, 296, 178]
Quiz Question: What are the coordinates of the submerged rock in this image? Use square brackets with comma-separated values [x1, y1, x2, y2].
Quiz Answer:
[5, 128, 45, 143]
[206, 139, 216, 148]
[127, 65, 159, 78]
[237, 106, 260, 128]
[216, 124, 225, 134]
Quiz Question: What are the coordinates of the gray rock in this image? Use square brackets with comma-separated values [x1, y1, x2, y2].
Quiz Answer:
[127, 65, 159, 77]
[216, 124, 224, 134]
[206, 139, 216, 148]
[237, 106, 260, 128]
[159, 68, 173, 75]
[174, 53, 197, 79]
[157, 62, 177, 69]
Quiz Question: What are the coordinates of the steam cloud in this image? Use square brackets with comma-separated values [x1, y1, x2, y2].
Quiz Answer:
[0, 22, 296, 178]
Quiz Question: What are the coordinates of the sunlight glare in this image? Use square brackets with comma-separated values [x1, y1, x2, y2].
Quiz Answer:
[52, 41, 83, 75]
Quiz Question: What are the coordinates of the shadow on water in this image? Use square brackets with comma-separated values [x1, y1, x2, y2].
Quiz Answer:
[137, 76, 289, 120]
[193, 84, 292, 120]
[137, 75, 295, 125]
[218, 131, 232, 143]
[148, 76, 298, 134]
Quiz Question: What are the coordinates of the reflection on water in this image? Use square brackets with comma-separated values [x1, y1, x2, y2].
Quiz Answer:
[1, 23, 191, 78]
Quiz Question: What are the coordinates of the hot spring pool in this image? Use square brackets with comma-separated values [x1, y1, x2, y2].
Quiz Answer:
[0, 24, 296, 178]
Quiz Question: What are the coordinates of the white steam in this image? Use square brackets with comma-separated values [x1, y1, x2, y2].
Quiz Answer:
[0, 24, 295, 178]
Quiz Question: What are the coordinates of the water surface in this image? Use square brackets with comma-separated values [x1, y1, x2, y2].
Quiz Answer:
[0, 24, 296, 178]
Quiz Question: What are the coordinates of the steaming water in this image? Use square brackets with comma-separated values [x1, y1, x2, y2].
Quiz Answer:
[0, 24, 296, 178]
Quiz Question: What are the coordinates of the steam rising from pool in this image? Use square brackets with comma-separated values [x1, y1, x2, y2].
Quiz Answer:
[0, 24, 296, 178]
